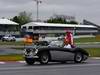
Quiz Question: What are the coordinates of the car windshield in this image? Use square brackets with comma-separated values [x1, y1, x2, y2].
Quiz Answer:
[48, 41, 63, 47]
[34, 41, 49, 46]
[4, 34, 11, 37]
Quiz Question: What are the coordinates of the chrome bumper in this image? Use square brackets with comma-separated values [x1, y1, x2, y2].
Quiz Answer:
[24, 55, 39, 59]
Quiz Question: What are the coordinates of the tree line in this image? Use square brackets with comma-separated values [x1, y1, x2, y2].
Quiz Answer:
[10, 11, 78, 30]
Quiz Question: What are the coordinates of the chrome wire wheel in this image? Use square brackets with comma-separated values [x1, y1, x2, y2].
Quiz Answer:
[74, 52, 83, 63]
[39, 52, 49, 64]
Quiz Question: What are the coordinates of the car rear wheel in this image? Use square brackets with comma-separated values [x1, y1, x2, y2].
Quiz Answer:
[74, 52, 83, 63]
[39, 52, 49, 64]
[25, 58, 35, 65]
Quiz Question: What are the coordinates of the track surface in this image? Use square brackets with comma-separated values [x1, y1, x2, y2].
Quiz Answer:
[0, 59, 100, 75]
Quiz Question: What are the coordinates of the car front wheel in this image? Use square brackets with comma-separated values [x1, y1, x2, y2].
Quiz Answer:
[74, 52, 83, 63]
[25, 58, 35, 65]
[39, 52, 49, 64]
[11, 39, 16, 42]
[2, 39, 5, 42]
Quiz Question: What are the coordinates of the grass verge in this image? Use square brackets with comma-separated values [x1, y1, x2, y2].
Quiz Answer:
[74, 37, 100, 43]
[0, 41, 24, 45]
[85, 48, 100, 57]
[0, 54, 24, 61]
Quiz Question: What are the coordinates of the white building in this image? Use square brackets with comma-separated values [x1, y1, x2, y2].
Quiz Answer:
[21, 22, 98, 40]
[0, 18, 19, 35]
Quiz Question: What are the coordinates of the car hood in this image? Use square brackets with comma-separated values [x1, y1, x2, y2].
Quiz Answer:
[3, 37, 8, 38]
[24, 45, 48, 49]
[25, 45, 36, 49]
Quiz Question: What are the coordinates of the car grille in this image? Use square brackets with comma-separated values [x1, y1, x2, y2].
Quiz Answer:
[25, 48, 38, 56]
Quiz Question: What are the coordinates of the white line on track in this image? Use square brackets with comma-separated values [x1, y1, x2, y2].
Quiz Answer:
[17, 61, 26, 63]
[0, 62, 6, 64]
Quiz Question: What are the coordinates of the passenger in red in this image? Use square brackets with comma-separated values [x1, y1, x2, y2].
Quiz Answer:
[64, 31, 75, 48]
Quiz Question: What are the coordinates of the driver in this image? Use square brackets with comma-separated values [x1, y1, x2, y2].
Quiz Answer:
[63, 39, 72, 48]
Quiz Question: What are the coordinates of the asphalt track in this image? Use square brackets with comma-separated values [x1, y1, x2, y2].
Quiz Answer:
[0, 59, 100, 75]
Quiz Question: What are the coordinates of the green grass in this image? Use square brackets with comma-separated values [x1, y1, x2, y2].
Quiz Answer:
[85, 48, 100, 57]
[0, 54, 24, 61]
[74, 37, 100, 43]
[0, 40, 24, 45]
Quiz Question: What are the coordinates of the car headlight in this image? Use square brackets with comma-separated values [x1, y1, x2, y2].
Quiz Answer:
[32, 48, 38, 55]
[35, 49, 38, 54]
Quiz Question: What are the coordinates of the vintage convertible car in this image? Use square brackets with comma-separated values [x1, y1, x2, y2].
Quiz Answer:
[23, 41, 89, 65]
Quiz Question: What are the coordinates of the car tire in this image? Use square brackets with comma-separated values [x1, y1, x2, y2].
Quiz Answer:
[25, 58, 35, 65]
[74, 52, 83, 63]
[39, 52, 49, 64]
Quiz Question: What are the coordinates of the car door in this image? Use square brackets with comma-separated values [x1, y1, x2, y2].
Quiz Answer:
[50, 48, 74, 61]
